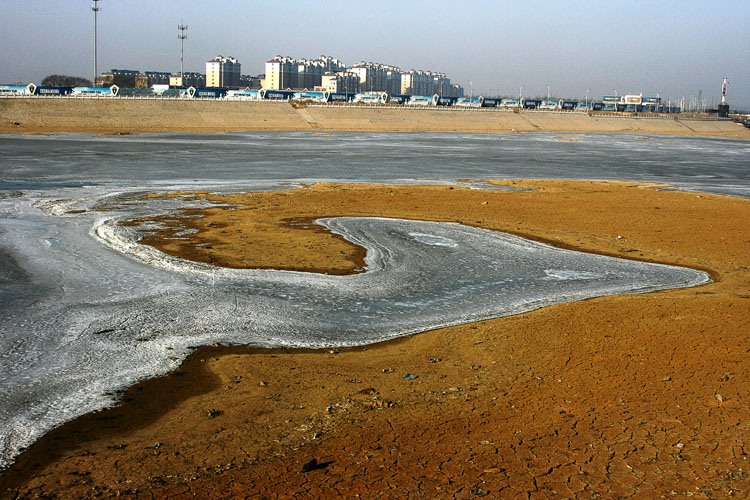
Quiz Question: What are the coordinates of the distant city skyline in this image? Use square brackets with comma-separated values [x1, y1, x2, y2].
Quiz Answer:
[1, 0, 748, 108]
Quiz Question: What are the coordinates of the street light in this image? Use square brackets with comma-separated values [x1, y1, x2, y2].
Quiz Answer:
[92, 0, 101, 86]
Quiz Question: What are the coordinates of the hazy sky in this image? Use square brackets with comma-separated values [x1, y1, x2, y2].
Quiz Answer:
[1, 0, 748, 108]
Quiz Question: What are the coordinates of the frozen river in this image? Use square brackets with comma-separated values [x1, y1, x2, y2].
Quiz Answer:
[1, 131, 748, 196]
[0, 131, 744, 469]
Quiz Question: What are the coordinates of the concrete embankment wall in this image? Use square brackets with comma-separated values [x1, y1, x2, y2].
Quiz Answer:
[0, 99, 308, 134]
[2, 98, 748, 138]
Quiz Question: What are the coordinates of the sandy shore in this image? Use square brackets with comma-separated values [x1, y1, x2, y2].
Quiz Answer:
[1, 181, 748, 499]
[2, 99, 749, 138]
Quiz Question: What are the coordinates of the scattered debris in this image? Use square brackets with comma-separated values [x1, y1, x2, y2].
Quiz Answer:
[402, 373, 418, 380]
[207, 408, 224, 418]
[471, 486, 489, 496]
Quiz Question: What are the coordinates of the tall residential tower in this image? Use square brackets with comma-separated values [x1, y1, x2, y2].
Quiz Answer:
[206, 56, 240, 88]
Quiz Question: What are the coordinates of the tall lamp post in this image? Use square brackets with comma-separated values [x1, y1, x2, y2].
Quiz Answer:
[92, 0, 101, 86]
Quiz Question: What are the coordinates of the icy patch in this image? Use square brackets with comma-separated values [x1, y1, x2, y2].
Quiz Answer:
[408, 232, 459, 248]
[544, 269, 603, 280]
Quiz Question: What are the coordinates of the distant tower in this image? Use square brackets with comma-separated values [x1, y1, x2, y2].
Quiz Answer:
[718, 77, 729, 117]
[92, 0, 101, 86]
[178, 23, 188, 85]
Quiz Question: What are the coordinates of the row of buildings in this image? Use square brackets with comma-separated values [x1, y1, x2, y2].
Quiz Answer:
[98, 57, 259, 90]
[264, 55, 463, 96]
[97, 54, 464, 97]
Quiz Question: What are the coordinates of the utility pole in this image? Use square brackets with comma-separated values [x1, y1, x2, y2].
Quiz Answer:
[178, 23, 188, 85]
[92, 0, 101, 86]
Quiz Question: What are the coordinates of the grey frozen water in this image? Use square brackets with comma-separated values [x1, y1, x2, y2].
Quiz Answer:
[0, 131, 740, 470]
[1, 131, 749, 197]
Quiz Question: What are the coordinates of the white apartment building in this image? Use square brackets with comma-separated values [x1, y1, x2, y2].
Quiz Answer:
[320, 72, 360, 94]
[264, 56, 297, 90]
[317, 55, 347, 74]
[206, 56, 240, 88]
[401, 70, 461, 97]
[265, 55, 347, 91]
[297, 59, 325, 90]
[349, 62, 402, 94]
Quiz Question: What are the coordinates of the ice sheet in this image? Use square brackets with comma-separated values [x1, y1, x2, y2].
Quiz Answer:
[0, 187, 710, 469]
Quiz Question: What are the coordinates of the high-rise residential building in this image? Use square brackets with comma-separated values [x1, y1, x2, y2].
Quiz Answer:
[206, 56, 241, 88]
[264, 56, 298, 90]
[349, 62, 400, 93]
[297, 59, 324, 90]
[265, 55, 347, 90]
[402, 70, 437, 95]
[320, 71, 360, 94]
[401, 70, 462, 97]
[318, 55, 347, 73]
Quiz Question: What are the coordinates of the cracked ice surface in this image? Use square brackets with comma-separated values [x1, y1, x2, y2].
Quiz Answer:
[0, 188, 709, 470]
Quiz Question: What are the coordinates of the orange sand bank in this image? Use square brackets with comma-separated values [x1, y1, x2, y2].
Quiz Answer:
[1, 181, 748, 499]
